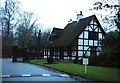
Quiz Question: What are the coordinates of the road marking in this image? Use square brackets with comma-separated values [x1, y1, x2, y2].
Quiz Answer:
[21, 74, 31, 77]
[59, 74, 69, 77]
[1, 74, 69, 78]
[42, 74, 51, 77]
[0, 75, 10, 78]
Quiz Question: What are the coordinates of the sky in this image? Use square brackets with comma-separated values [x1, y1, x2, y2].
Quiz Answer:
[1, 0, 118, 32]
[19, 0, 95, 31]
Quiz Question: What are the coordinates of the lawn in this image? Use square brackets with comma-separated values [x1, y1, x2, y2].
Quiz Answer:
[29, 59, 120, 82]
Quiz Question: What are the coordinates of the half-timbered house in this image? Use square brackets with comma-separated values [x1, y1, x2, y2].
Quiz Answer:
[44, 12, 106, 61]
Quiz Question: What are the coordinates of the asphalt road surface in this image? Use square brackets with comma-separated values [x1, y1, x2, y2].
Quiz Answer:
[1, 58, 96, 83]
[1, 58, 78, 81]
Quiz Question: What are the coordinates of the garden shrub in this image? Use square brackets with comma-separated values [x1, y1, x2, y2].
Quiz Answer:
[89, 53, 120, 68]
[89, 55, 98, 66]
[47, 56, 54, 64]
[74, 58, 78, 64]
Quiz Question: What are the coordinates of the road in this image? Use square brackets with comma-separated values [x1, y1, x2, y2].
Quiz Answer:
[1, 58, 96, 83]
[1, 58, 78, 81]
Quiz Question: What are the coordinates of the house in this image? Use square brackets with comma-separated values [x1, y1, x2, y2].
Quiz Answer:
[43, 12, 106, 62]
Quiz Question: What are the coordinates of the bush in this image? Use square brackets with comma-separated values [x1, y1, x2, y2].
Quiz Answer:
[47, 56, 54, 64]
[73, 58, 78, 64]
[89, 53, 120, 68]
[89, 55, 98, 66]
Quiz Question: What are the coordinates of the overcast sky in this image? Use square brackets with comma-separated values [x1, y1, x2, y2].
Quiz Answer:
[1, 0, 118, 31]
[19, 0, 96, 31]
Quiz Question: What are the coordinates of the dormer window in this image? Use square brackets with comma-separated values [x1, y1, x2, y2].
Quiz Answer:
[49, 41, 53, 44]
[49, 34, 57, 41]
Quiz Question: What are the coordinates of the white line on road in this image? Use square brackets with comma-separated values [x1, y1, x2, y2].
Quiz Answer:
[1, 74, 69, 78]
[0, 75, 10, 78]
[42, 74, 51, 77]
[59, 74, 69, 77]
[21, 74, 31, 77]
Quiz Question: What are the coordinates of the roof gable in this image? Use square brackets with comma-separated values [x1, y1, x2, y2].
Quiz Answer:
[52, 28, 63, 36]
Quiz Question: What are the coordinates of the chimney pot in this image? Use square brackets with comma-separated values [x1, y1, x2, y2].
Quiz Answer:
[77, 11, 83, 22]
[68, 19, 73, 23]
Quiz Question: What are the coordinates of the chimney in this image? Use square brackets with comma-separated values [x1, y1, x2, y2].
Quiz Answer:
[68, 19, 73, 23]
[77, 11, 83, 22]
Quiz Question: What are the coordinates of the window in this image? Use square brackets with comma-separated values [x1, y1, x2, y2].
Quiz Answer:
[84, 40, 88, 45]
[88, 31, 98, 40]
[84, 31, 88, 38]
[49, 35, 57, 41]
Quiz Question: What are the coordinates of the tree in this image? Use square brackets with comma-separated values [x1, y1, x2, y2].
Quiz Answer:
[100, 31, 119, 67]
[1, 0, 20, 38]
[102, 31, 119, 54]
[15, 12, 40, 49]
[35, 30, 42, 50]
[115, 9, 120, 29]
[41, 30, 51, 48]
[0, 0, 20, 57]
[90, 0, 120, 31]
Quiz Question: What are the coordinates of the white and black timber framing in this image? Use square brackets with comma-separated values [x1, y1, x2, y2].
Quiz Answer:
[43, 15, 105, 63]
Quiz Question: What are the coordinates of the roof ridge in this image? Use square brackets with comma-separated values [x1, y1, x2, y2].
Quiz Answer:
[53, 27, 64, 30]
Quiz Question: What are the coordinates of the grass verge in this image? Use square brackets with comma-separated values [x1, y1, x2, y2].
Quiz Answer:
[29, 59, 120, 82]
